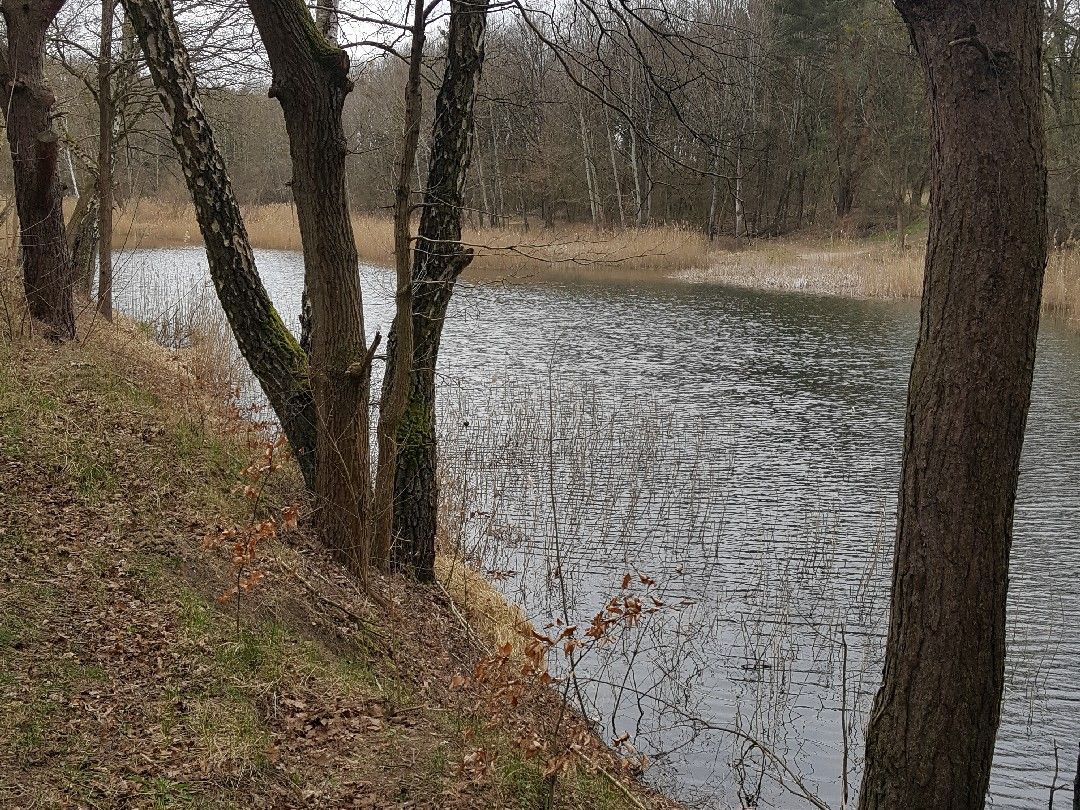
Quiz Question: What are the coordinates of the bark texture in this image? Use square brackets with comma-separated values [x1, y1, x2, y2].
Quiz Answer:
[387, 0, 489, 580]
[68, 191, 100, 298]
[859, 2, 1047, 808]
[1, 0, 75, 341]
[97, 0, 115, 320]
[122, 0, 317, 490]
[372, 0, 425, 571]
[247, 0, 371, 572]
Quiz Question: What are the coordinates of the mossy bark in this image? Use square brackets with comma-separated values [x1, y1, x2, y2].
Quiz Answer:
[1, 0, 76, 341]
[387, 0, 490, 580]
[247, 0, 372, 573]
[121, 0, 317, 490]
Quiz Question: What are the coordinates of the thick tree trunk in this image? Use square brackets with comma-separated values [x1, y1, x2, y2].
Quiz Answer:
[387, 0, 488, 580]
[247, 0, 372, 572]
[97, 0, 115, 321]
[1, 0, 75, 341]
[859, 3, 1047, 808]
[299, 0, 340, 357]
[121, 0, 317, 491]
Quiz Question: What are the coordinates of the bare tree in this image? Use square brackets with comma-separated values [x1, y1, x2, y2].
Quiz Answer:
[372, 0, 425, 570]
[859, 1, 1048, 807]
[1, 0, 75, 340]
[246, 0, 373, 571]
[121, 0, 318, 490]
[387, 0, 490, 579]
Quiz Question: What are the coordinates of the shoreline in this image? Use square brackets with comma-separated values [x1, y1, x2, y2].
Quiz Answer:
[111, 200, 1080, 322]
[0, 311, 678, 809]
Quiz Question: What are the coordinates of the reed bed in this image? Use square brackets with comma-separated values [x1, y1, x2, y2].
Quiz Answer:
[685, 237, 927, 300]
[113, 199, 710, 277]
[695, 237, 1080, 324]
[27, 198, 1080, 324]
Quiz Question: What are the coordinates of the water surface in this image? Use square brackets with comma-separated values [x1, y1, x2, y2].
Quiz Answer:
[121, 248, 1080, 808]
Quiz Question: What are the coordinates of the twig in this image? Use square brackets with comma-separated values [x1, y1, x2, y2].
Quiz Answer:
[346, 331, 382, 377]
[434, 577, 487, 651]
[288, 565, 387, 643]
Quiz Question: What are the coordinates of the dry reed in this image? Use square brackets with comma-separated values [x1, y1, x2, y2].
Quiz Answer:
[694, 236, 1080, 324]
[112, 199, 710, 278]
[684, 237, 927, 300]
[21, 198, 1080, 324]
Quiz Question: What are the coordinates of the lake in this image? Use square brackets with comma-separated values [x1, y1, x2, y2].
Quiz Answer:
[120, 247, 1080, 809]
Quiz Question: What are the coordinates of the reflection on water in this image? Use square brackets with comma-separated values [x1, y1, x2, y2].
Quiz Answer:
[120, 247, 1080, 808]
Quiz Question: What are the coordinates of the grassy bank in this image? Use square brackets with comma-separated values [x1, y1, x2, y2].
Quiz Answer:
[0, 313, 674, 808]
[113, 200, 1080, 322]
[114, 200, 709, 279]
[694, 236, 1080, 322]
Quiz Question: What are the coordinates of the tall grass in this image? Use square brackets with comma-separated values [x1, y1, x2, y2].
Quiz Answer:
[113, 199, 710, 277]
[687, 237, 927, 300]
[17, 197, 1080, 324]
[120, 271, 244, 398]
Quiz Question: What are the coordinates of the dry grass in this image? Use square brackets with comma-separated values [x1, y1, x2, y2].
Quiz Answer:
[113, 199, 710, 278]
[435, 554, 534, 656]
[686, 236, 927, 300]
[29, 197, 1080, 325]
[0, 307, 672, 810]
[695, 236, 1080, 324]
[1042, 247, 1080, 322]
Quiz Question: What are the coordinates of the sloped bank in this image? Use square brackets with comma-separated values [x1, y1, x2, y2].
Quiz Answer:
[0, 316, 677, 810]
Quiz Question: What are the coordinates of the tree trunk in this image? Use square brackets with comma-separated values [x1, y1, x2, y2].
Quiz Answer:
[734, 139, 745, 242]
[372, 0, 425, 571]
[68, 190, 99, 298]
[121, 0, 317, 491]
[247, 0, 372, 572]
[388, 0, 488, 580]
[1, 0, 75, 341]
[578, 103, 602, 227]
[859, 3, 1047, 808]
[97, 0, 115, 321]
[299, 0, 340, 357]
[314, 0, 338, 44]
[706, 146, 720, 240]
[603, 86, 625, 229]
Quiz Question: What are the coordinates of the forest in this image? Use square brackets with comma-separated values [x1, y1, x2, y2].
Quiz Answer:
[1, 0, 1078, 809]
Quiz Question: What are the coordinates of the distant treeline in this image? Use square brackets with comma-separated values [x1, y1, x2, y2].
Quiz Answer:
[11, 0, 1080, 243]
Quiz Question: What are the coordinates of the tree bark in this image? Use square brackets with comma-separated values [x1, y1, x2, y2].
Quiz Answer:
[387, 0, 489, 580]
[299, 0, 339, 357]
[372, 0, 425, 570]
[97, 0, 115, 321]
[121, 0, 317, 491]
[1, 0, 75, 341]
[603, 86, 626, 229]
[577, 102, 602, 227]
[247, 0, 372, 572]
[859, 3, 1047, 808]
[68, 190, 99, 298]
